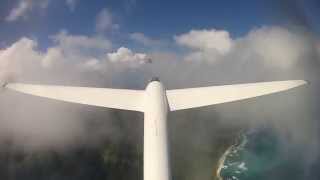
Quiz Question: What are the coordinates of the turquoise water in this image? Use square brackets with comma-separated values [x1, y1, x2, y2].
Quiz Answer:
[219, 128, 305, 180]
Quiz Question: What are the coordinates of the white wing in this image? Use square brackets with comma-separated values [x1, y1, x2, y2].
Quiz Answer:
[6, 83, 144, 112]
[166, 80, 307, 111]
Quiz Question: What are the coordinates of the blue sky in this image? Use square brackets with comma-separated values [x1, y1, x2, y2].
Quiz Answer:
[0, 0, 319, 49]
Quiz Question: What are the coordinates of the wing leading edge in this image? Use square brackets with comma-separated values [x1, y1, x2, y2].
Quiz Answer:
[4, 80, 307, 112]
[166, 80, 307, 111]
[5, 83, 144, 112]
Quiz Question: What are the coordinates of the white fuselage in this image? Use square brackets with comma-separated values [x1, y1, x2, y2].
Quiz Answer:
[144, 81, 171, 180]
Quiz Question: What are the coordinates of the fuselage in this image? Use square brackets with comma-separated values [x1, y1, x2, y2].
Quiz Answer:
[144, 81, 171, 180]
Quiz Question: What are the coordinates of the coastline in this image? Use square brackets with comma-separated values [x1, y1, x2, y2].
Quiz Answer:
[215, 131, 246, 180]
[216, 145, 233, 180]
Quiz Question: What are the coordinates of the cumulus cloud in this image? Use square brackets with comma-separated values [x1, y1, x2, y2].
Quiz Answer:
[48, 30, 113, 68]
[107, 47, 150, 64]
[0, 31, 150, 83]
[76, 47, 150, 73]
[42, 47, 64, 68]
[175, 29, 233, 54]
[0, 38, 42, 80]
[174, 29, 233, 62]
[96, 8, 119, 32]
[5, 0, 50, 22]
[236, 27, 309, 69]
[174, 27, 309, 69]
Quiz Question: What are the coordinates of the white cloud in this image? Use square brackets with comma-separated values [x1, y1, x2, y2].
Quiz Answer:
[42, 47, 64, 68]
[0, 27, 311, 82]
[235, 27, 308, 69]
[5, 0, 50, 22]
[175, 29, 233, 54]
[175, 27, 309, 69]
[51, 30, 112, 55]
[65, 0, 78, 11]
[79, 58, 104, 71]
[96, 8, 119, 32]
[0, 34, 149, 81]
[107, 47, 150, 66]
[0, 38, 42, 80]
[77, 47, 151, 71]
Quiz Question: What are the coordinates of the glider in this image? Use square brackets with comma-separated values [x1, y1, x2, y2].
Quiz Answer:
[3, 78, 307, 180]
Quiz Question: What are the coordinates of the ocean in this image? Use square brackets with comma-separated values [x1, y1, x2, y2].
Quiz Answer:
[218, 127, 306, 180]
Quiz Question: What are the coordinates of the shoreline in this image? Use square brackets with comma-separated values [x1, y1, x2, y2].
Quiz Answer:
[216, 145, 233, 180]
[215, 131, 246, 180]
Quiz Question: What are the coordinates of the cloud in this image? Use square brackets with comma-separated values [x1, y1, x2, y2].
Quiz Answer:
[50, 30, 112, 59]
[236, 27, 309, 69]
[175, 29, 233, 54]
[79, 58, 103, 71]
[5, 1, 31, 22]
[65, 0, 78, 11]
[96, 8, 119, 32]
[38, 30, 114, 71]
[174, 29, 233, 63]
[130, 32, 164, 47]
[107, 47, 150, 65]
[5, 0, 50, 22]
[42, 47, 64, 68]
[49, 31, 149, 70]
[0, 31, 149, 82]
[0, 38, 42, 80]
[174, 27, 309, 69]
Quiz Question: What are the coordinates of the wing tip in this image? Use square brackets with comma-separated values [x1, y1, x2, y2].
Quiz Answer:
[1, 82, 8, 90]
[281, 80, 308, 87]
[296, 80, 309, 86]
[284, 80, 308, 90]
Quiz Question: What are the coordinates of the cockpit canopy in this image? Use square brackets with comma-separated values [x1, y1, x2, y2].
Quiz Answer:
[149, 77, 160, 82]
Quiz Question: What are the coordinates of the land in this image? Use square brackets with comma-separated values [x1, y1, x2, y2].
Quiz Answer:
[0, 109, 243, 180]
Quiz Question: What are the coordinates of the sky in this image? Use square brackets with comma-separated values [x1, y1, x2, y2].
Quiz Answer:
[0, 0, 319, 49]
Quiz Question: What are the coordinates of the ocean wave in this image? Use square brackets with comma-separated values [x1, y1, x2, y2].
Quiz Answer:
[216, 132, 248, 180]
[217, 127, 304, 180]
